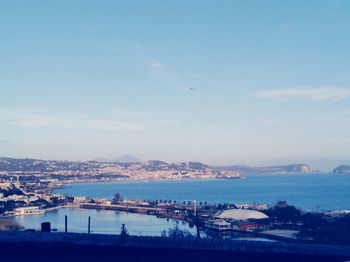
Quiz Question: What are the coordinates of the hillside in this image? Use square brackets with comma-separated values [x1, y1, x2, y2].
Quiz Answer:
[333, 165, 350, 174]
[0, 157, 240, 181]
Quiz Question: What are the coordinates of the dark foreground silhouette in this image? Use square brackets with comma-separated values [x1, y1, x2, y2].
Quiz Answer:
[0, 231, 349, 262]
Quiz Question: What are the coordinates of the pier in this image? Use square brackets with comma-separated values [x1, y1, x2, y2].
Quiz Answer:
[80, 202, 165, 214]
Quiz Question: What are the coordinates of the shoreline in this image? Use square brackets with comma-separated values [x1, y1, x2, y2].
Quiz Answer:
[1, 204, 80, 218]
[56, 172, 336, 188]
[58, 176, 243, 186]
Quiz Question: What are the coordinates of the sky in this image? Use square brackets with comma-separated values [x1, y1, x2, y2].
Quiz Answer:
[1, 0, 350, 170]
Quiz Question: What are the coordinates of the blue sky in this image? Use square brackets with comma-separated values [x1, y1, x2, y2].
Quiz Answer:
[1, 0, 350, 170]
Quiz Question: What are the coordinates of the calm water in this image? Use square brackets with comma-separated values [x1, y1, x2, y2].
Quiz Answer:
[12, 208, 195, 236]
[55, 173, 350, 211]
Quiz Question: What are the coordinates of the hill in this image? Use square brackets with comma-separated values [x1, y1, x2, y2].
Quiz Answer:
[0, 157, 240, 181]
[333, 165, 350, 174]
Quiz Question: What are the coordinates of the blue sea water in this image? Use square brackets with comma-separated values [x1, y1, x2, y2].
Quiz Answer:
[55, 173, 350, 211]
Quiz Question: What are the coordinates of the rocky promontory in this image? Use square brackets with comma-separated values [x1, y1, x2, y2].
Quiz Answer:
[333, 165, 350, 174]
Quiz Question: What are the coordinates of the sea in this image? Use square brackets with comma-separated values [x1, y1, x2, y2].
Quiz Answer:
[11, 173, 350, 236]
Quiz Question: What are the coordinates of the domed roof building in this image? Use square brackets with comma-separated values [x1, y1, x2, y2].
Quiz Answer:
[214, 209, 268, 221]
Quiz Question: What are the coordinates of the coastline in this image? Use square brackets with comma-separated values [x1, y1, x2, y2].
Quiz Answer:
[1, 204, 80, 218]
[57, 172, 335, 188]
[57, 176, 243, 187]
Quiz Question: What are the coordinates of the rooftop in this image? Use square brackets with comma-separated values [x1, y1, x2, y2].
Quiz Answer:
[214, 209, 269, 221]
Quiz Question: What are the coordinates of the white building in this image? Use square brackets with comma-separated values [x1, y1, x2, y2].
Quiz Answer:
[74, 196, 88, 204]
[205, 219, 231, 231]
[13, 206, 44, 216]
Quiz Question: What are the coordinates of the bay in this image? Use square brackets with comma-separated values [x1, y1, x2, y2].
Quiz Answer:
[55, 173, 350, 211]
[12, 173, 350, 236]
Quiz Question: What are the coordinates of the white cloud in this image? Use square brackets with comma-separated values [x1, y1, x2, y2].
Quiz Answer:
[258, 87, 350, 101]
[0, 107, 145, 131]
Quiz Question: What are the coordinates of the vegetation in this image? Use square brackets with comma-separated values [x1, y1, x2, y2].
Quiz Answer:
[265, 201, 301, 222]
[113, 193, 122, 204]
[263, 201, 350, 244]
[0, 218, 23, 231]
[299, 214, 350, 244]
[161, 224, 193, 239]
[119, 224, 129, 240]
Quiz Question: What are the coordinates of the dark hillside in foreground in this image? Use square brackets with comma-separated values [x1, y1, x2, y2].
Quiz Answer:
[0, 231, 349, 262]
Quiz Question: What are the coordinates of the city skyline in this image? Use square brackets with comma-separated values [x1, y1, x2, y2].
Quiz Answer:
[1, 1, 350, 170]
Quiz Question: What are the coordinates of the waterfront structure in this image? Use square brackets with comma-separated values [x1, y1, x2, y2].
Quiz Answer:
[204, 219, 232, 231]
[74, 197, 88, 203]
[204, 209, 269, 232]
[11, 206, 44, 216]
[214, 209, 268, 221]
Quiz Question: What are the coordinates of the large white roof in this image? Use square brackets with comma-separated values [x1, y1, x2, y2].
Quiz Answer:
[214, 209, 268, 220]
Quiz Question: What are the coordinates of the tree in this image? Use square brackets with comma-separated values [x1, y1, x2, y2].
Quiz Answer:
[161, 224, 193, 239]
[113, 193, 122, 204]
[120, 224, 129, 240]
[265, 201, 301, 222]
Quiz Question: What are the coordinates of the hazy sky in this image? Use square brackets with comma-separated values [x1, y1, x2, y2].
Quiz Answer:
[1, 0, 350, 169]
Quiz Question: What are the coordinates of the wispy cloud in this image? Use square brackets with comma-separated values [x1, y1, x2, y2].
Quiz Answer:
[0, 107, 180, 131]
[148, 59, 177, 82]
[145, 57, 187, 89]
[0, 108, 145, 131]
[257, 87, 350, 101]
[0, 139, 12, 144]
[102, 41, 207, 91]
[110, 108, 147, 118]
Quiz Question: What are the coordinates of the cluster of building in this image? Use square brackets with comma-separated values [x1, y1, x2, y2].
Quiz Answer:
[0, 181, 69, 216]
[73, 194, 272, 235]
[0, 158, 241, 184]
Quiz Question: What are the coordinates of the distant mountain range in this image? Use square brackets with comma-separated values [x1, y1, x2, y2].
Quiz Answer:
[2, 157, 349, 183]
[0, 157, 312, 174]
[0, 157, 211, 173]
[2, 156, 349, 175]
[0, 157, 236, 181]
[93, 155, 142, 163]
